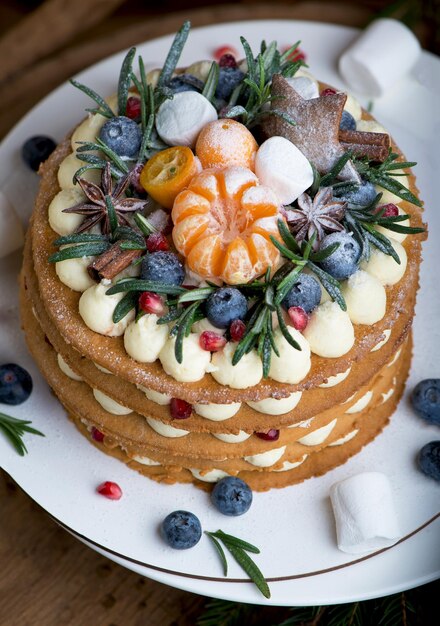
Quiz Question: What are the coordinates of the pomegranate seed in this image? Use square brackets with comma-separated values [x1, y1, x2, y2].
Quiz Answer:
[256, 429, 280, 441]
[321, 88, 337, 97]
[146, 232, 169, 253]
[97, 481, 122, 500]
[288, 306, 309, 332]
[139, 291, 165, 316]
[125, 96, 141, 119]
[199, 331, 227, 352]
[282, 45, 306, 63]
[377, 203, 399, 217]
[230, 319, 246, 341]
[91, 427, 104, 443]
[170, 398, 192, 419]
[213, 45, 238, 62]
[218, 53, 238, 69]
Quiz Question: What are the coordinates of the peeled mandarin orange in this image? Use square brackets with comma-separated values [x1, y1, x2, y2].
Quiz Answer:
[140, 146, 199, 209]
[172, 166, 283, 284]
[195, 119, 258, 170]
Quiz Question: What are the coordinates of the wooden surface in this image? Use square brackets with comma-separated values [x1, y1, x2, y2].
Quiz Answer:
[0, 2, 435, 625]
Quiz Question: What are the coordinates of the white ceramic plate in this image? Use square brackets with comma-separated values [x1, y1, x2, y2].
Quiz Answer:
[0, 21, 439, 606]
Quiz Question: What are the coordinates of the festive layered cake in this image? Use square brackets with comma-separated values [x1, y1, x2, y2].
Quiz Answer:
[20, 24, 425, 491]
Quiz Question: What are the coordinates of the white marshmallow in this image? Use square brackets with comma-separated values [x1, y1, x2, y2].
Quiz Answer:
[285, 75, 319, 100]
[341, 270, 387, 325]
[0, 191, 24, 258]
[156, 91, 218, 147]
[339, 18, 421, 97]
[255, 136, 314, 205]
[124, 314, 168, 363]
[79, 282, 135, 336]
[330, 472, 401, 553]
[361, 238, 407, 285]
[303, 301, 354, 357]
[48, 188, 86, 236]
[247, 392, 302, 415]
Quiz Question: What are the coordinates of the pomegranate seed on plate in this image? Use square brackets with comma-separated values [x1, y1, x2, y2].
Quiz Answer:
[321, 88, 337, 97]
[97, 481, 122, 500]
[213, 45, 238, 62]
[125, 96, 141, 119]
[91, 427, 104, 443]
[218, 53, 238, 69]
[139, 291, 165, 316]
[230, 319, 246, 342]
[377, 203, 399, 217]
[199, 331, 227, 352]
[146, 232, 169, 253]
[288, 306, 308, 332]
[170, 398, 192, 419]
[256, 429, 280, 441]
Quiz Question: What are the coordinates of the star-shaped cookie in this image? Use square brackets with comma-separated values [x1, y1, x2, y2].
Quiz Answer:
[261, 74, 361, 183]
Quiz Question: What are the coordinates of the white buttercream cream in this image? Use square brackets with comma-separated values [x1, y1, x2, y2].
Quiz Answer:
[268, 328, 311, 384]
[55, 253, 95, 292]
[381, 388, 395, 404]
[371, 329, 391, 352]
[356, 119, 388, 134]
[387, 347, 402, 367]
[341, 270, 386, 325]
[375, 206, 409, 243]
[192, 318, 226, 335]
[124, 314, 168, 363]
[297, 418, 337, 445]
[344, 93, 362, 121]
[132, 454, 161, 466]
[273, 454, 308, 472]
[137, 384, 171, 406]
[57, 353, 82, 381]
[190, 468, 230, 482]
[79, 282, 135, 336]
[361, 238, 407, 286]
[71, 112, 107, 149]
[287, 417, 315, 429]
[303, 301, 354, 357]
[247, 392, 302, 415]
[213, 431, 251, 443]
[329, 429, 359, 446]
[286, 75, 319, 99]
[93, 388, 132, 415]
[193, 402, 241, 420]
[319, 367, 351, 388]
[146, 416, 189, 438]
[159, 334, 212, 382]
[94, 362, 112, 374]
[48, 188, 85, 235]
[57, 152, 101, 189]
[211, 342, 263, 389]
[244, 446, 286, 467]
[345, 390, 373, 414]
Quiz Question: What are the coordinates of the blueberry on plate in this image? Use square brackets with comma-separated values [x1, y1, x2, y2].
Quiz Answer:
[411, 379, 440, 426]
[319, 231, 361, 281]
[336, 179, 377, 208]
[205, 287, 247, 330]
[215, 67, 245, 101]
[141, 251, 185, 286]
[0, 364, 33, 405]
[339, 110, 356, 131]
[169, 74, 204, 93]
[161, 510, 202, 549]
[282, 274, 321, 314]
[211, 476, 253, 516]
[99, 116, 142, 158]
[418, 441, 440, 481]
[22, 136, 56, 172]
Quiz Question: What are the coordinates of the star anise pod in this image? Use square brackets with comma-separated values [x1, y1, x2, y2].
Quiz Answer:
[286, 187, 346, 249]
[63, 162, 146, 234]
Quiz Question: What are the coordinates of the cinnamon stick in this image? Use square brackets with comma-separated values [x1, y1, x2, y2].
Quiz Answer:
[339, 129, 390, 162]
[340, 141, 390, 162]
[88, 243, 142, 281]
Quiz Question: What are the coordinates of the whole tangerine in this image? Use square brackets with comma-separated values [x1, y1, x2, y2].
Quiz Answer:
[195, 119, 258, 171]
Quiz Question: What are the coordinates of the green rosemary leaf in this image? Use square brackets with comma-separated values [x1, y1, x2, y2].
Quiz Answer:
[274, 265, 303, 306]
[54, 233, 108, 246]
[383, 160, 417, 171]
[268, 316, 280, 357]
[114, 226, 145, 247]
[112, 291, 137, 323]
[134, 212, 157, 235]
[264, 283, 275, 309]
[202, 61, 220, 102]
[105, 280, 185, 296]
[275, 305, 301, 350]
[178, 287, 215, 304]
[371, 174, 422, 207]
[105, 195, 118, 236]
[309, 242, 340, 262]
[0, 412, 45, 456]
[137, 112, 155, 164]
[277, 219, 301, 251]
[72, 163, 103, 182]
[320, 151, 353, 187]
[224, 105, 248, 120]
[210, 530, 260, 554]
[157, 307, 180, 325]
[280, 40, 301, 63]
[119, 241, 146, 250]
[205, 532, 228, 576]
[175, 302, 200, 363]
[232, 331, 258, 365]
[269, 236, 304, 263]
[48, 242, 109, 263]
[363, 226, 401, 263]
[70, 79, 114, 118]
[75, 153, 124, 179]
[157, 21, 191, 89]
[252, 306, 269, 335]
[0, 421, 26, 455]
[118, 47, 136, 116]
[95, 138, 130, 172]
[308, 163, 321, 197]
[375, 221, 424, 235]
[302, 233, 316, 261]
[224, 543, 271, 599]
[308, 262, 347, 310]
[261, 333, 272, 377]
[240, 36, 256, 83]
[281, 59, 304, 78]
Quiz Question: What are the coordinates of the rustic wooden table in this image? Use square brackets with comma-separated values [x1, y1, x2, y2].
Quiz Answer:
[0, 2, 435, 624]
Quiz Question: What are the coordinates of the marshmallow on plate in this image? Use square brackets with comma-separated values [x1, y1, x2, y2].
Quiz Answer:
[330, 472, 401, 553]
[255, 136, 314, 205]
[156, 91, 217, 147]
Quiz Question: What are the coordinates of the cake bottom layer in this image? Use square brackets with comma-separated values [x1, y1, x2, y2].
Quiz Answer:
[20, 274, 412, 491]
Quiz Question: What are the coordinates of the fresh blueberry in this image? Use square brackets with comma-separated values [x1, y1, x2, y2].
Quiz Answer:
[22, 136, 56, 172]
[411, 380, 440, 426]
[0, 364, 33, 405]
[215, 67, 245, 101]
[141, 251, 185, 286]
[211, 476, 253, 516]
[319, 231, 361, 280]
[282, 274, 321, 314]
[336, 179, 377, 208]
[99, 116, 142, 158]
[205, 287, 247, 330]
[418, 441, 440, 482]
[160, 510, 202, 549]
[339, 110, 356, 131]
[169, 74, 204, 93]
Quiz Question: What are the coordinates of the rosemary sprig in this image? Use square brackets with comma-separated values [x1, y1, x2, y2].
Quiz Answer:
[206, 530, 271, 599]
[75, 138, 129, 174]
[48, 241, 110, 263]
[117, 47, 136, 116]
[0, 412, 45, 456]
[202, 61, 220, 103]
[106, 279, 186, 297]
[70, 79, 114, 119]
[156, 21, 191, 93]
